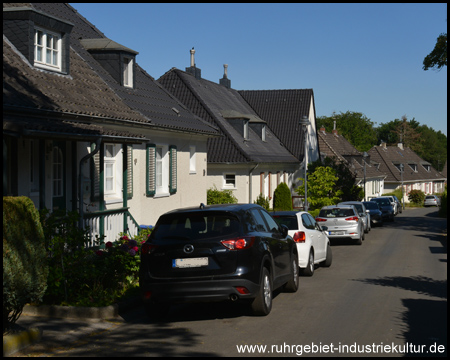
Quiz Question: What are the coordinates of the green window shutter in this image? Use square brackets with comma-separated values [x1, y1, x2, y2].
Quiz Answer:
[127, 145, 133, 198]
[91, 145, 100, 201]
[169, 145, 177, 194]
[146, 144, 156, 197]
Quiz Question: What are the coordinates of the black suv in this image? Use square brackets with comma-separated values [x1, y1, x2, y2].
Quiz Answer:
[139, 203, 298, 316]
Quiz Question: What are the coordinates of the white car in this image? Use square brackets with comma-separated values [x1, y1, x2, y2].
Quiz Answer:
[271, 211, 332, 276]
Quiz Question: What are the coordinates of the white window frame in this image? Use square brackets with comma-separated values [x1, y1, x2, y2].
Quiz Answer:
[123, 56, 133, 88]
[104, 144, 122, 200]
[34, 26, 62, 72]
[189, 146, 197, 174]
[223, 173, 236, 189]
[155, 145, 169, 196]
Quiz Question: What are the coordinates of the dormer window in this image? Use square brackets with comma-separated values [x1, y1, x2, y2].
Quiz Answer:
[243, 119, 249, 140]
[408, 163, 418, 172]
[34, 27, 61, 71]
[422, 163, 431, 172]
[123, 56, 133, 88]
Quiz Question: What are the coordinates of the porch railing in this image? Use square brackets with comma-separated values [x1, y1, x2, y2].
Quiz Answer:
[83, 207, 140, 248]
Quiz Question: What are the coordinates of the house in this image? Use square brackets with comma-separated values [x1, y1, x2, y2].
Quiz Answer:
[317, 125, 386, 200]
[3, 3, 219, 243]
[368, 142, 446, 202]
[158, 53, 303, 207]
[238, 88, 320, 198]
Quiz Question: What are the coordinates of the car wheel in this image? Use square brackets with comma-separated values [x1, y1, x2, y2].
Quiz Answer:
[251, 267, 272, 316]
[284, 254, 299, 292]
[321, 243, 332, 267]
[355, 231, 363, 245]
[302, 250, 315, 277]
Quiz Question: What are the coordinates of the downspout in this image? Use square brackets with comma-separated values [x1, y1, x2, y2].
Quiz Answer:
[249, 163, 259, 204]
[78, 137, 102, 230]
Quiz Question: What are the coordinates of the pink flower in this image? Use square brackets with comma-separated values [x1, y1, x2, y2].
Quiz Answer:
[105, 241, 113, 248]
[132, 246, 138, 252]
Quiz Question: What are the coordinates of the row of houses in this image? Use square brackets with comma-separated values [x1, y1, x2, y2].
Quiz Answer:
[3, 3, 446, 243]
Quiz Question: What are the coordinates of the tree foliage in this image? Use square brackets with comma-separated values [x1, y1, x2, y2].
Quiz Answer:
[295, 166, 343, 211]
[423, 33, 447, 71]
[316, 111, 377, 152]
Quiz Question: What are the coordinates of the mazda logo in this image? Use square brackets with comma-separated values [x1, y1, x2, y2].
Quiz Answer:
[183, 244, 194, 254]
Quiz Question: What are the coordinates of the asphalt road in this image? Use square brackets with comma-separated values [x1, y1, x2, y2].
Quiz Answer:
[14, 207, 447, 357]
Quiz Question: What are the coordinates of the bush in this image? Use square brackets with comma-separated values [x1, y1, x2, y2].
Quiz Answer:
[3, 197, 48, 333]
[254, 193, 270, 210]
[207, 185, 238, 204]
[39, 210, 148, 307]
[408, 189, 425, 206]
[273, 183, 293, 211]
[439, 186, 447, 218]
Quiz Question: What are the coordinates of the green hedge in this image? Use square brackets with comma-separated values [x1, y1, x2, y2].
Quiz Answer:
[3, 197, 48, 333]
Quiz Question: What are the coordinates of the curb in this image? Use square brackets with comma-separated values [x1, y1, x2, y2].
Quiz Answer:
[3, 296, 142, 356]
[3, 327, 42, 357]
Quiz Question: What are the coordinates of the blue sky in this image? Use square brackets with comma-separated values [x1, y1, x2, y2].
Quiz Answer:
[71, 3, 447, 135]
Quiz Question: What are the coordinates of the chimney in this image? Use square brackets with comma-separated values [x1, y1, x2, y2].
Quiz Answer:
[398, 143, 404, 150]
[219, 64, 231, 88]
[332, 120, 338, 136]
[185, 47, 201, 80]
[320, 125, 326, 134]
[380, 141, 387, 149]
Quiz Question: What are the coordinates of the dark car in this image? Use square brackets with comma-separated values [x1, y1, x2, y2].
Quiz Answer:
[139, 203, 299, 317]
[362, 201, 383, 227]
[370, 197, 395, 222]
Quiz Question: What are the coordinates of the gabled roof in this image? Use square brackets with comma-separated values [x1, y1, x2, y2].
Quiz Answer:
[317, 128, 385, 180]
[158, 68, 299, 165]
[368, 144, 446, 183]
[238, 89, 313, 162]
[3, 3, 219, 139]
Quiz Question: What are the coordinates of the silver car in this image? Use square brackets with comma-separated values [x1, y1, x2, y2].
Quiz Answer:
[316, 205, 365, 245]
[338, 201, 371, 233]
[424, 195, 441, 207]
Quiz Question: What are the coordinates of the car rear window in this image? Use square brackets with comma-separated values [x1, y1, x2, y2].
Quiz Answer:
[272, 216, 298, 230]
[363, 202, 378, 210]
[150, 211, 240, 241]
[319, 208, 355, 218]
[426, 196, 435, 200]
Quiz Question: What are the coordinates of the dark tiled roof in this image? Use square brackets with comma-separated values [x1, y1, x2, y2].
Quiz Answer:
[158, 68, 299, 165]
[317, 129, 385, 180]
[368, 144, 446, 183]
[3, 3, 219, 137]
[239, 89, 313, 161]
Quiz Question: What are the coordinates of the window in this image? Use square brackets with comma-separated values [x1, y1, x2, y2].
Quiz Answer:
[123, 56, 133, 87]
[408, 163, 418, 172]
[34, 27, 61, 71]
[243, 120, 249, 140]
[189, 146, 196, 173]
[146, 144, 177, 197]
[422, 164, 431, 172]
[224, 174, 236, 189]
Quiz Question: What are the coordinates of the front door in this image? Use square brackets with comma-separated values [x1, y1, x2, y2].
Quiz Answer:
[52, 141, 66, 211]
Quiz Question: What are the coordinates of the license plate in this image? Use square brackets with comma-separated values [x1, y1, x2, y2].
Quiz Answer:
[329, 231, 344, 235]
[173, 257, 208, 268]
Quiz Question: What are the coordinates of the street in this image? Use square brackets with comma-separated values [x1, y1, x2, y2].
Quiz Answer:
[14, 207, 447, 357]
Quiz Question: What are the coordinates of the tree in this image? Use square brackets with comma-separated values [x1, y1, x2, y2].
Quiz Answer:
[391, 115, 423, 153]
[316, 111, 377, 152]
[423, 33, 447, 71]
[295, 166, 343, 211]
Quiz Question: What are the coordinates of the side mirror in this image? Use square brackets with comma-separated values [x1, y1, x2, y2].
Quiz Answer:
[320, 225, 328, 231]
[279, 224, 289, 237]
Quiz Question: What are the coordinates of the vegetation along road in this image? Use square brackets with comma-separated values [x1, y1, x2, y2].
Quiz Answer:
[15, 207, 447, 357]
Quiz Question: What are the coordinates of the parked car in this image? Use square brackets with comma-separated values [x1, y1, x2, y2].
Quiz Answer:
[370, 197, 395, 222]
[424, 195, 441, 207]
[362, 201, 383, 227]
[315, 205, 365, 245]
[271, 211, 332, 276]
[338, 201, 371, 233]
[139, 203, 299, 317]
[385, 195, 399, 215]
[392, 195, 403, 213]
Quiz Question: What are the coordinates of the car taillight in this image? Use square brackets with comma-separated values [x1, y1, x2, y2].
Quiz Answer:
[293, 231, 306, 243]
[315, 218, 327, 222]
[141, 243, 157, 255]
[221, 237, 255, 250]
[345, 216, 359, 221]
